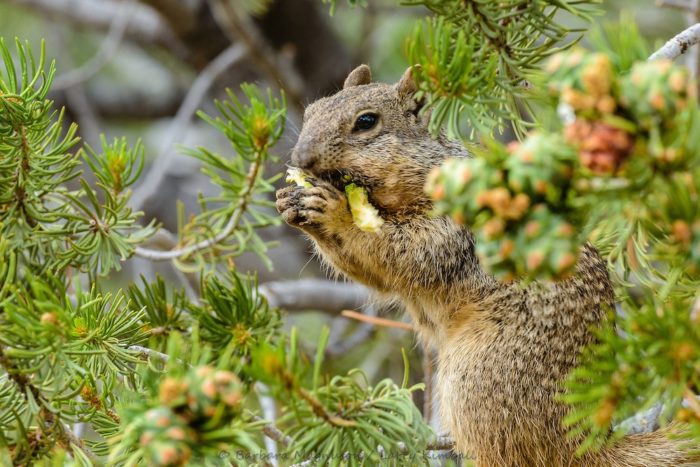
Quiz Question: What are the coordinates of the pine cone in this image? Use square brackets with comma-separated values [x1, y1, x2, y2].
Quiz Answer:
[505, 132, 576, 203]
[476, 205, 579, 281]
[620, 59, 695, 129]
[184, 366, 243, 421]
[565, 120, 634, 174]
[137, 407, 194, 467]
[426, 156, 505, 225]
[158, 366, 243, 426]
[547, 51, 617, 116]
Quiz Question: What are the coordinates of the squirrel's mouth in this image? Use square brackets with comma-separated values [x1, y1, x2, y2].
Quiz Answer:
[317, 169, 378, 194]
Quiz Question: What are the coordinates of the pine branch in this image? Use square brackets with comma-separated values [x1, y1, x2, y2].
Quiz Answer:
[80, 386, 121, 424]
[132, 143, 263, 261]
[0, 347, 98, 463]
[424, 435, 455, 451]
[128, 345, 170, 363]
[297, 386, 358, 427]
[250, 415, 294, 448]
[648, 23, 700, 61]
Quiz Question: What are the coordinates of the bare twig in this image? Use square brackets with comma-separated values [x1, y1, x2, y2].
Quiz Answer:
[128, 345, 170, 363]
[129, 43, 247, 212]
[206, 0, 304, 114]
[251, 414, 294, 448]
[53, 0, 134, 90]
[341, 310, 414, 331]
[426, 435, 455, 451]
[299, 386, 357, 427]
[648, 23, 700, 61]
[61, 425, 99, 464]
[259, 279, 370, 315]
[616, 392, 700, 435]
[255, 383, 281, 466]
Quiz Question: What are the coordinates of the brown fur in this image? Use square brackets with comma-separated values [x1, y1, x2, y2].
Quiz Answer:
[276, 65, 696, 466]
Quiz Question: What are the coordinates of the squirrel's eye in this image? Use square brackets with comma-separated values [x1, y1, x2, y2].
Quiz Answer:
[353, 113, 379, 132]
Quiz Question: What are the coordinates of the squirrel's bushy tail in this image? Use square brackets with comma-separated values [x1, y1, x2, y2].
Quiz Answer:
[585, 424, 699, 467]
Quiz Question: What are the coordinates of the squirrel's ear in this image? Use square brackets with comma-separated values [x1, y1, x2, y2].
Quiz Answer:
[343, 65, 372, 88]
[396, 65, 420, 98]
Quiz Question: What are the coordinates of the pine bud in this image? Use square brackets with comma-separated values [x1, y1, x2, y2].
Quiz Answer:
[40, 312, 58, 326]
[593, 398, 616, 428]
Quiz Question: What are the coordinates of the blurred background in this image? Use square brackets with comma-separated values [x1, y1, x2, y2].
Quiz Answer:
[0, 0, 695, 422]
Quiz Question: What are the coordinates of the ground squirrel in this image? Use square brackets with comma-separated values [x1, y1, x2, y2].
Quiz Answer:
[276, 65, 695, 466]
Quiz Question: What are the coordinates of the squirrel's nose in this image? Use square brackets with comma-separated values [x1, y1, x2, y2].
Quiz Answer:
[291, 140, 317, 169]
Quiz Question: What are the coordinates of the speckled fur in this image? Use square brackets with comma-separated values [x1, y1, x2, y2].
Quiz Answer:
[276, 66, 696, 466]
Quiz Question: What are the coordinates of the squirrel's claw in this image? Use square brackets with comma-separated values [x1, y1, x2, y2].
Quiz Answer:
[276, 184, 350, 233]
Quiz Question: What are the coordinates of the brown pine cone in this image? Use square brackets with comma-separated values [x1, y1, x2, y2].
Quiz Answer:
[565, 119, 634, 174]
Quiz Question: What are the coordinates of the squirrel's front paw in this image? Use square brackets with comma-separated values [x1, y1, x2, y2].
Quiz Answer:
[276, 180, 351, 233]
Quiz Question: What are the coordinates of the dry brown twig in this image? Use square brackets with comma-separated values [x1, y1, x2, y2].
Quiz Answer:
[340, 310, 414, 331]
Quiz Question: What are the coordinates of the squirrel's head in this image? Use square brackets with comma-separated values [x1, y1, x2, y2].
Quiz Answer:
[291, 65, 467, 215]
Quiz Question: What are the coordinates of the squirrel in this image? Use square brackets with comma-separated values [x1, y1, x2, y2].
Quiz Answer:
[275, 64, 696, 466]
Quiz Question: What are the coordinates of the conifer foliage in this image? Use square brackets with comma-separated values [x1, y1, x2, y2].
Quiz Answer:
[0, 35, 434, 465]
